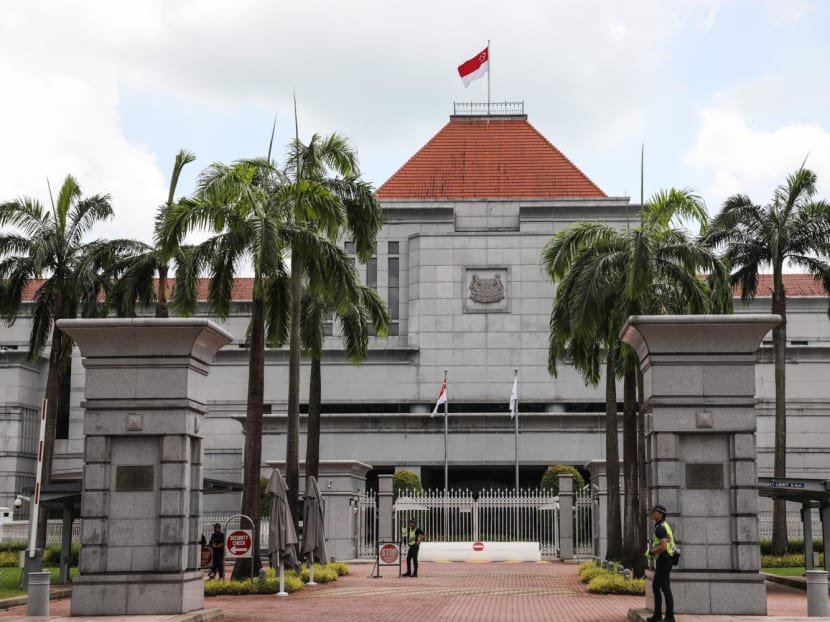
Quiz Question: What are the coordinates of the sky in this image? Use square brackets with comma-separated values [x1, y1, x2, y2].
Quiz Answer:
[2, 0, 829, 247]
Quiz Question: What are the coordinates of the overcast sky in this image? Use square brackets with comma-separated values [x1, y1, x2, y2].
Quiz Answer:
[2, 0, 829, 246]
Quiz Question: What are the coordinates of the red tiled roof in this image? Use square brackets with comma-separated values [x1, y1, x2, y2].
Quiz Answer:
[18, 275, 826, 303]
[375, 116, 606, 200]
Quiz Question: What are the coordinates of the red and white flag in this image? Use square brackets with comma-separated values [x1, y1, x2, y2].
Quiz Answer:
[431, 378, 447, 416]
[457, 46, 489, 87]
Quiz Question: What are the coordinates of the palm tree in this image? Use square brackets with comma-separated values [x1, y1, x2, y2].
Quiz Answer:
[163, 158, 291, 578]
[282, 132, 384, 522]
[109, 149, 196, 317]
[543, 189, 731, 572]
[0, 175, 142, 527]
[704, 167, 830, 555]
[301, 284, 390, 480]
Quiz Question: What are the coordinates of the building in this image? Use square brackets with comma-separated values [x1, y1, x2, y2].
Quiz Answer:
[1, 104, 828, 518]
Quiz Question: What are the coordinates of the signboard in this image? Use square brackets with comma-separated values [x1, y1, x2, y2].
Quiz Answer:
[200, 545, 213, 569]
[472, 542, 485, 552]
[226, 529, 253, 558]
[378, 543, 400, 565]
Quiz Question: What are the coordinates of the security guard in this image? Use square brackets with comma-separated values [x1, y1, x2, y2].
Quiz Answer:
[401, 518, 425, 577]
[645, 504, 676, 622]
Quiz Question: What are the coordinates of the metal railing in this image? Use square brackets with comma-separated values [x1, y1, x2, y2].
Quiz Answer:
[356, 490, 377, 558]
[393, 488, 560, 558]
[452, 101, 525, 116]
[758, 513, 823, 541]
[574, 486, 594, 557]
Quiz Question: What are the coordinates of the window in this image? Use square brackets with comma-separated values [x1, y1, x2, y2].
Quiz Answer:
[366, 257, 377, 289]
[388, 257, 399, 320]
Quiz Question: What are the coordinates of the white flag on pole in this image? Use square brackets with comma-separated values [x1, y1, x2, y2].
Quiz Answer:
[509, 377, 518, 419]
[431, 378, 447, 417]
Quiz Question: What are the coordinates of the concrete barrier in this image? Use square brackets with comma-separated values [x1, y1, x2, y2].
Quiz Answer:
[418, 541, 541, 562]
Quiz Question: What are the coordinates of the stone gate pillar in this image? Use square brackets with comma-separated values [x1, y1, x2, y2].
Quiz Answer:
[58, 319, 232, 616]
[621, 314, 779, 616]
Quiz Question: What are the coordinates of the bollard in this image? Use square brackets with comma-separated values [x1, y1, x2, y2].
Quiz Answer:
[26, 571, 50, 616]
[258, 568, 267, 583]
[806, 570, 829, 617]
[601, 560, 608, 569]
[594, 557, 601, 567]
[624, 569, 631, 581]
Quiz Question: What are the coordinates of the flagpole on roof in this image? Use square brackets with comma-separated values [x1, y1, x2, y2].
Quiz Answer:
[487, 39, 491, 115]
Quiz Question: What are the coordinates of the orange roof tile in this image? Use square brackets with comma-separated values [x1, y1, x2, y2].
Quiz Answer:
[376, 115, 606, 200]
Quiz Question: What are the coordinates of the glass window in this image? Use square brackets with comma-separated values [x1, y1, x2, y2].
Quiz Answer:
[345, 241, 355, 254]
[367, 257, 377, 289]
[388, 257, 399, 319]
[388, 241, 399, 255]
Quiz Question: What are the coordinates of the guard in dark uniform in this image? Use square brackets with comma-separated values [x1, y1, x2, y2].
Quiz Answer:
[402, 518, 425, 577]
[646, 504, 676, 622]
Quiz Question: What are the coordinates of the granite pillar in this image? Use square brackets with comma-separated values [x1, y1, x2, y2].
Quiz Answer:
[558, 474, 574, 559]
[621, 314, 779, 616]
[58, 319, 232, 616]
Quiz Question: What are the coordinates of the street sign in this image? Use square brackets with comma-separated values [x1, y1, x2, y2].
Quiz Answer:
[472, 542, 485, 551]
[226, 529, 253, 558]
[378, 543, 400, 565]
[200, 545, 213, 568]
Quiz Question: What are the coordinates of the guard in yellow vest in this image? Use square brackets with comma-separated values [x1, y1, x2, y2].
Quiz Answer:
[401, 518, 425, 577]
[645, 504, 676, 622]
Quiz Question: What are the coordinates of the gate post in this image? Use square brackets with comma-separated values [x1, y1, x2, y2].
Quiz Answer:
[378, 475, 394, 544]
[558, 474, 574, 559]
[585, 461, 608, 559]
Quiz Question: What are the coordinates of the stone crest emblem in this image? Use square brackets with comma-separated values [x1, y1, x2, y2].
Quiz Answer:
[469, 274, 505, 304]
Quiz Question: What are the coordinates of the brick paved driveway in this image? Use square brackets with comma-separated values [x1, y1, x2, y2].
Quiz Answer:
[0, 560, 809, 622]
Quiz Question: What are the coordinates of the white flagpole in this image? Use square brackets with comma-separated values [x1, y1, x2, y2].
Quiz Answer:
[487, 39, 491, 115]
[513, 368, 519, 493]
[443, 368, 449, 493]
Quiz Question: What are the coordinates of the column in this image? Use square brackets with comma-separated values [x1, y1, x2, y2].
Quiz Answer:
[558, 473, 574, 559]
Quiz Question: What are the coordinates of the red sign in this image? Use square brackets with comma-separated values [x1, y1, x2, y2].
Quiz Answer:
[226, 529, 253, 558]
[472, 542, 485, 551]
[379, 543, 400, 565]
[200, 545, 213, 568]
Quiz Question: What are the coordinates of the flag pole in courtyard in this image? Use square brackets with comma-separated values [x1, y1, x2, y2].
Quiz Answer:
[510, 368, 519, 492]
[442, 368, 449, 493]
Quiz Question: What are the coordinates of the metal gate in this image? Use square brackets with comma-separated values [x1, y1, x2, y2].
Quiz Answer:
[356, 490, 376, 559]
[393, 489, 560, 558]
[574, 485, 594, 557]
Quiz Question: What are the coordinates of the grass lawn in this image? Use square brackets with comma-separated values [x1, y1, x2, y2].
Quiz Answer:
[0, 567, 78, 600]
[762, 567, 806, 577]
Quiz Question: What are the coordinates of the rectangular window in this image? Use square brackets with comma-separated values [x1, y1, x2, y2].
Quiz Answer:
[388, 256, 399, 320]
[345, 241, 355, 254]
[388, 241, 399, 255]
[366, 257, 377, 289]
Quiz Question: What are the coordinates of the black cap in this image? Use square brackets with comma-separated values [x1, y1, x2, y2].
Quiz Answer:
[650, 504, 667, 514]
[214, 522, 222, 528]
[408, 517, 416, 523]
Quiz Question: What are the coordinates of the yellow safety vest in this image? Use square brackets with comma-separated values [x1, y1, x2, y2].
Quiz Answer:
[403, 528, 418, 546]
[652, 520, 676, 557]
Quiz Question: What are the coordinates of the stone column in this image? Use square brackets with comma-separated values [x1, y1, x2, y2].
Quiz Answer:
[378, 474, 394, 543]
[59, 319, 232, 616]
[558, 474, 574, 559]
[585, 460, 608, 559]
[621, 314, 779, 616]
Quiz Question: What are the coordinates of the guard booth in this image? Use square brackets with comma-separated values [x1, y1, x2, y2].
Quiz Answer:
[758, 477, 830, 570]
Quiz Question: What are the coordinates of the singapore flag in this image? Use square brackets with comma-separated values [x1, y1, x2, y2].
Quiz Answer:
[457, 47, 489, 87]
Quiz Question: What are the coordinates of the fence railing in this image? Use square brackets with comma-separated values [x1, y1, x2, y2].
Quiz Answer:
[393, 488, 561, 558]
[356, 490, 377, 558]
[758, 514, 822, 541]
[574, 486, 594, 557]
[0, 520, 80, 545]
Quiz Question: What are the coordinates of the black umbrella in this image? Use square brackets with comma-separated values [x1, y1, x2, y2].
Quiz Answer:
[301, 476, 328, 584]
[267, 468, 299, 595]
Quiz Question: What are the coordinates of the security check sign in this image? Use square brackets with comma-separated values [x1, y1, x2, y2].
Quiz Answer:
[226, 529, 253, 558]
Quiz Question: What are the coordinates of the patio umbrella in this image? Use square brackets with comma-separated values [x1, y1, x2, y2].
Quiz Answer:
[300, 476, 328, 584]
[267, 468, 299, 595]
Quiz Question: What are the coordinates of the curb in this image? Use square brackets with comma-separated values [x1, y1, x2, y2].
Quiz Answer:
[0, 586, 72, 611]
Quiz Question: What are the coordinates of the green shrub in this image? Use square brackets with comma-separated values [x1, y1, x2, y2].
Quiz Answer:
[588, 573, 645, 595]
[43, 543, 80, 567]
[300, 563, 339, 583]
[759, 538, 823, 556]
[540, 465, 586, 495]
[762, 553, 824, 568]
[578, 561, 605, 583]
[0, 551, 19, 567]
[393, 469, 423, 498]
[204, 573, 304, 596]
[1, 542, 27, 553]
[329, 561, 350, 576]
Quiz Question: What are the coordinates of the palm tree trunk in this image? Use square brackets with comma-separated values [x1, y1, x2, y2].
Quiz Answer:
[286, 253, 303, 532]
[622, 363, 643, 575]
[37, 322, 64, 549]
[305, 355, 322, 481]
[635, 364, 648, 577]
[155, 263, 169, 318]
[605, 349, 622, 561]
[771, 289, 788, 555]
[231, 298, 265, 579]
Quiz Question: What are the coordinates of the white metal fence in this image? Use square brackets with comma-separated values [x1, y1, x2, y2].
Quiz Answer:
[758, 513, 823, 541]
[393, 488, 561, 558]
[0, 520, 80, 545]
[574, 486, 594, 557]
[356, 490, 377, 558]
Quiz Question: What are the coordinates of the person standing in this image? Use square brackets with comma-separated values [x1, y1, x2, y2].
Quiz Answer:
[402, 518, 425, 577]
[646, 504, 676, 622]
[208, 522, 225, 580]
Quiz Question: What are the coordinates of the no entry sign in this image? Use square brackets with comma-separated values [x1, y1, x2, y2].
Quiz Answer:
[226, 529, 253, 558]
[472, 542, 485, 551]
